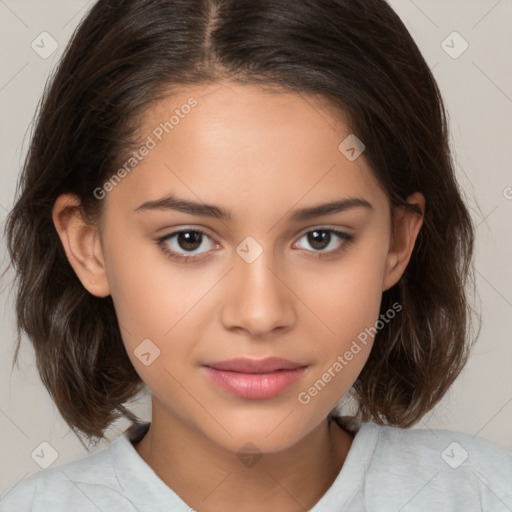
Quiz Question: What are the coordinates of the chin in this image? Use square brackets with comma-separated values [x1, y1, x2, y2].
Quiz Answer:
[199, 410, 312, 454]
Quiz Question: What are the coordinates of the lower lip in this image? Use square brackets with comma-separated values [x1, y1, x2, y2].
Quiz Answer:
[202, 366, 308, 399]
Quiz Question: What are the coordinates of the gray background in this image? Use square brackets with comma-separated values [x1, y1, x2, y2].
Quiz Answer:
[0, 0, 511, 493]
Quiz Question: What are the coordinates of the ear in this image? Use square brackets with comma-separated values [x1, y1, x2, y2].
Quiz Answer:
[382, 192, 425, 292]
[52, 193, 111, 297]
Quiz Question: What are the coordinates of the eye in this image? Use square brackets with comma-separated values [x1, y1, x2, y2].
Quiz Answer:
[294, 228, 354, 258]
[157, 229, 218, 262]
[156, 227, 354, 263]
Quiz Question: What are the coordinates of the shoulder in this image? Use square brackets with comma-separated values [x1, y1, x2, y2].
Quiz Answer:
[370, 422, 512, 474]
[358, 421, 512, 510]
[0, 437, 135, 512]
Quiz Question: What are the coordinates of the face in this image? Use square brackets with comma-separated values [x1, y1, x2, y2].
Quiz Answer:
[56, 80, 423, 454]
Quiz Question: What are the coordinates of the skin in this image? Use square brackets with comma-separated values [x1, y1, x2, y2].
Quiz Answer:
[53, 80, 425, 512]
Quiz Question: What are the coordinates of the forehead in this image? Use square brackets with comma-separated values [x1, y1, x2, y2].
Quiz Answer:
[106, 80, 388, 219]
[139, 80, 352, 159]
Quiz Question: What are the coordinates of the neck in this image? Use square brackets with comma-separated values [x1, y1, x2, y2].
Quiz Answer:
[133, 399, 353, 512]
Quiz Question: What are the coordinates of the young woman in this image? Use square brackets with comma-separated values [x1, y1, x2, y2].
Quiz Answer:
[2, 0, 511, 510]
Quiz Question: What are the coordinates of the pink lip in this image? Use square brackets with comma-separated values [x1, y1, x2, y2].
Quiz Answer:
[202, 357, 308, 399]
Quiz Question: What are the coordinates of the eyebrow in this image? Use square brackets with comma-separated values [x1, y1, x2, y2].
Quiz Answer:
[134, 194, 373, 222]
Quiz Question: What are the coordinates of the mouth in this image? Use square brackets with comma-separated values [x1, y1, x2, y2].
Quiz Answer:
[202, 357, 308, 399]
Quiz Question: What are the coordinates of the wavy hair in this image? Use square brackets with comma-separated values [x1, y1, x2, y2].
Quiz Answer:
[4, 0, 478, 446]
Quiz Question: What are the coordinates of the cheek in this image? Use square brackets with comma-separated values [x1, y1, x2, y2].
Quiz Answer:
[103, 221, 200, 325]
[293, 236, 388, 401]
[296, 235, 388, 340]
[101, 225, 184, 351]
[102, 228, 217, 375]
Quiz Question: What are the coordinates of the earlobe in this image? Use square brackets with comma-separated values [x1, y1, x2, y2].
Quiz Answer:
[52, 193, 111, 297]
[382, 192, 425, 292]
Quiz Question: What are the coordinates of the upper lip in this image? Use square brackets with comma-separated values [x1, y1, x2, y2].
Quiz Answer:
[203, 357, 307, 374]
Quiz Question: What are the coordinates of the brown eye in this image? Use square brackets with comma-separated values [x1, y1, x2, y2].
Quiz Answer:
[157, 229, 218, 262]
[295, 228, 353, 256]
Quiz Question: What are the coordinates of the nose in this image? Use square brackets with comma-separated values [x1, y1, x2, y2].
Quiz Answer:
[220, 248, 297, 338]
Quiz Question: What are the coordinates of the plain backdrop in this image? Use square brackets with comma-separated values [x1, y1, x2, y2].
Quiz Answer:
[0, 0, 511, 494]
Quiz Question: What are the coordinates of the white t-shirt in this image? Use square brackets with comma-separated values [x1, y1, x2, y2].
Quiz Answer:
[1, 418, 511, 511]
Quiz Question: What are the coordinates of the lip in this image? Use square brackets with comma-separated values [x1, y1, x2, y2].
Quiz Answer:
[204, 357, 306, 373]
[202, 357, 308, 399]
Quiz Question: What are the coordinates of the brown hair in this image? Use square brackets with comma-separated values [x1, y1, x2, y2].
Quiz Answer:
[3, 0, 478, 447]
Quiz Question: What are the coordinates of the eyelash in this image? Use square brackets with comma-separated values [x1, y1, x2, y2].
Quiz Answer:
[155, 227, 354, 263]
